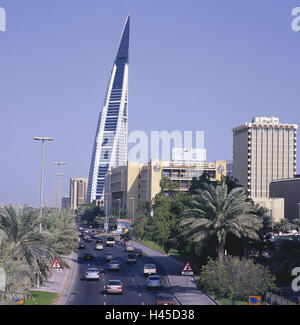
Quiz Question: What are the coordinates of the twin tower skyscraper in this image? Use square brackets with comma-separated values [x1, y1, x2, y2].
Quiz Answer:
[87, 16, 130, 202]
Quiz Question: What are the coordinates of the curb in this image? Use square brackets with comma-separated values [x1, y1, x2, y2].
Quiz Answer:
[51, 293, 62, 305]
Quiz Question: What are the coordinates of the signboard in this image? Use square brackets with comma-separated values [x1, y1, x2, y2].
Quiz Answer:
[182, 262, 194, 276]
[51, 258, 62, 270]
[248, 296, 262, 305]
[104, 222, 108, 232]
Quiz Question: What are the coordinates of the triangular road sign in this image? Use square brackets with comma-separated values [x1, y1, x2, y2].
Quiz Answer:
[51, 258, 62, 269]
[182, 262, 193, 275]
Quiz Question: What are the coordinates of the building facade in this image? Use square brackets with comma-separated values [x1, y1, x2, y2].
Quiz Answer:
[232, 117, 297, 198]
[270, 178, 300, 221]
[70, 178, 88, 212]
[104, 159, 227, 219]
[87, 16, 130, 203]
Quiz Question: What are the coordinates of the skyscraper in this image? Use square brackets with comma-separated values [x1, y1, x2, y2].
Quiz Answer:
[70, 178, 88, 212]
[232, 117, 297, 198]
[87, 16, 130, 203]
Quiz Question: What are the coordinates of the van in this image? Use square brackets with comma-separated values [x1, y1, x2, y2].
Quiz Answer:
[106, 236, 115, 247]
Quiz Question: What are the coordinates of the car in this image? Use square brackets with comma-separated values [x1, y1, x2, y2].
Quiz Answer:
[106, 280, 123, 294]
[126, 253, 136, 264]
[78, 227, 83, 231]
[143, 263, 157, 276]
[91, 234, 99, 239]
[134, 249, 142, 257]
[84, 237, 92, 242]
[78, 242, 86, 249]
[106, 237, 115, 247]
[156, 294, 176, 305]
[85, 267, 100, 280]
[96, 239, 103, 244]
[95, 243, 103, 250]
[146, 275, 163, 289]
[125, 245, 134, 252]
[83, 253, 93, 260]
[108, 260, 120, 271]
[104, 254, 114, 262]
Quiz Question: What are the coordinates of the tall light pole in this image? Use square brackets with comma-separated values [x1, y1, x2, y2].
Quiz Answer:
[104, 193, 110, 222]
[34, 137, 53, 232]
[130, 197, 135, 226]
[53, 162, 66, 210]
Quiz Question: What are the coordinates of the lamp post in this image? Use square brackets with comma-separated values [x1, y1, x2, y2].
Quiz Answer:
[53, 162, 66, 210]
[34, 137, 53, 232]
[104, 193, 110, 222]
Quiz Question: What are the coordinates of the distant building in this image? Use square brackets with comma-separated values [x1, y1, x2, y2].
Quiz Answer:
[226, 160, 233, 178]
[61, 196, 70, 210]
[232, 117, 297, 198]
[104, 159, 227, 218]
[70, 178, 88, 212]
[270, 178, 300, 221]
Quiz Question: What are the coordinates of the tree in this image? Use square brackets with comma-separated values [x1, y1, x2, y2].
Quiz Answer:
[273, 219, 295, 234]
[180, 182, 261, 261]
[198, 255, 275, 304]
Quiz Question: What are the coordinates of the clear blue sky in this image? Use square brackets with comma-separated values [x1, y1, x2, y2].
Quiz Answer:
[1, 0, 300, 207]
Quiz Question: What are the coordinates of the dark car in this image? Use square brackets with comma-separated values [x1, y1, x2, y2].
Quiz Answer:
[84, 237, 92, 242]
[126, 253, 136, 264]
[156, 294, 176, 305]
[83, 253, 93, 260]
[78, 242, 86, 249]
[96, 239, 103, 244]
[134, 249, 142, 257]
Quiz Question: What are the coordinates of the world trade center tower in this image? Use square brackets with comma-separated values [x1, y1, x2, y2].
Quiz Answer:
[87, 16, 130, 203]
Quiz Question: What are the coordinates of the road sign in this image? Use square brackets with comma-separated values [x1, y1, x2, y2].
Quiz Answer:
[51, 258, 62, 269]
[182, 262, 194, 276]
[248, 296, 262, 305]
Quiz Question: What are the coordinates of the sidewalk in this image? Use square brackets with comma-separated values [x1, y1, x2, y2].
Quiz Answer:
[130, 240, 218, 305]
[31, 251, 78, 305]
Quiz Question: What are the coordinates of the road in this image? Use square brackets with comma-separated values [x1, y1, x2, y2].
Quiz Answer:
[66, 233, 170, 305]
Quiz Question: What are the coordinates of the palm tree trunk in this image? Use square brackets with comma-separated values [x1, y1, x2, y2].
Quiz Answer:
[218, 241, 224, 262]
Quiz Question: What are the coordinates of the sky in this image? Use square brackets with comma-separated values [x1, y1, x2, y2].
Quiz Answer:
[0, 0, 300, 207]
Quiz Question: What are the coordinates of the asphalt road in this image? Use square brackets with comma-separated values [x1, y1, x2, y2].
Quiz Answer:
[65, 233, 170, 305]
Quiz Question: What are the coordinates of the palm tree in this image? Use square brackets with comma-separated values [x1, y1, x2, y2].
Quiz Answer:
[273, 219, 295, 235]
[291, 218, 300, 234]
[0, 206, 56, 287]
[180, 182, 261, 261]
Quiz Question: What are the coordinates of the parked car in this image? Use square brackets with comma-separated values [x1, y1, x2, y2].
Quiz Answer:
[126, 253, 136, 264]
[106, 280, 123, 294]
[147, 275, 163, 289]
[156, 294, 176, 305]
[85, 268, 100, 280]
[143, 264, 157, 276]
[108, 260, 120, 271]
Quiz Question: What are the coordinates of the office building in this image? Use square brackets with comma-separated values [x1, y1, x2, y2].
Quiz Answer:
[70, 178, 88, 212]
[61, 196, 70, 210]
[104, 159, 227, 217]
[232, 117, 297, 198]
[270, 178, 300, 221]
[87, 16, 130, 203]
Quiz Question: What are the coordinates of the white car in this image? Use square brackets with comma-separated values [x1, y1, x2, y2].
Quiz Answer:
[147, 275, 163, 288]
[85, 268, 100, 280]
[108, 260, 120, 271]
[125, 245, 134, 252]
[95, 243, 103, 250]
[143, 263, 157, 276]
[106, 280, 123, 294]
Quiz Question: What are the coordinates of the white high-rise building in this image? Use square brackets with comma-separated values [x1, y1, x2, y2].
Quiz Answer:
[87, 16, 130, 202]
[232, 117, 297, 198]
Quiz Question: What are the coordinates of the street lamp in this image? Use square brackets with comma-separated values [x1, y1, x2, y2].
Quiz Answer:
[104, 193, 110, 222]
[34, 137, 53, 232]
[53, 162, 67, 210]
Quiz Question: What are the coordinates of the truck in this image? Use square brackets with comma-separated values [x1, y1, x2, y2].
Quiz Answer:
[106, 236, 115, 247]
